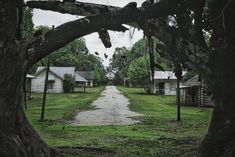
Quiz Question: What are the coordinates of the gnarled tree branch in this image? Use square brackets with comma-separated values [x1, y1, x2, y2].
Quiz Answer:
[27, 0, 119, 17]
[146, 19, 210, 80]
[26, 0, 180, 65]
[26, 0, 210, 81]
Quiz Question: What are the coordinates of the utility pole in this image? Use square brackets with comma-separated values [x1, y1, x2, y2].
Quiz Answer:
[174, 64, 182, 121]
[83, 82, 86, 93]
[40, 56, 50, 121]
[176, 76, 181, 121]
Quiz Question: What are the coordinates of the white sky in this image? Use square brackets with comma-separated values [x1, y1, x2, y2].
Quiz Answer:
[32, 0, 146, 66]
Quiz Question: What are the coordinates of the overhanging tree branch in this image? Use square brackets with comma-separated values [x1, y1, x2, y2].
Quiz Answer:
[26, 0, 180, 17]
[26, 0, 210, 80]
[27, 2, 139, 65]
[26, 0, 197, 17]
[146, 19, 210, 78]
[27, 1, 119, 17]
[26, 0, 180, 65]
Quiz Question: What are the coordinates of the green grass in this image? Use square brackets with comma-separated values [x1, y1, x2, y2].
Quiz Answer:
[26, 86, 212, 157]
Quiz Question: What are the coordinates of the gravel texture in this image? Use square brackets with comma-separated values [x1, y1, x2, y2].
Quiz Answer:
[71, 86, 142, 126]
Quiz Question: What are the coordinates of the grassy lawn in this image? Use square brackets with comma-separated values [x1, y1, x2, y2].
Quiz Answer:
[26, 86, 212, 157]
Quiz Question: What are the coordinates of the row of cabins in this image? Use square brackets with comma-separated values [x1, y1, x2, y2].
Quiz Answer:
[31, 66, 95, 93]
[28, 68, 213, 107]
[153, 71, 214, 107]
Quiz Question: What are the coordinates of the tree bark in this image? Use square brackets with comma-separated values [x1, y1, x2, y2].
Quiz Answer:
[197, 104, 235, 157]
[0, 1, 63, 157]
[197, 0, 235, 156]
[27, 0, 182, 65]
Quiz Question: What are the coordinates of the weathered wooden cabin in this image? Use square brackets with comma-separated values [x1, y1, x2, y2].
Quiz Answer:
[180, 75, 214, 107]
[154, 71, 186, 95]
[31, 67, 89, 93]
[77, 71, 95, 87]
[32, 67, 76, 93]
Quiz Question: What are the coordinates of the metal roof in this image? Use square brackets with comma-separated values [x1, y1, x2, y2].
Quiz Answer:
[154, 71, 187, 80]
[35, 67, 96, 82]
[36, 66, 75, 80]
[106, 72, 115, 79]
[75, 72, 88, 82]
[182, 75, 202, 87]
[77, 71, 95, 80]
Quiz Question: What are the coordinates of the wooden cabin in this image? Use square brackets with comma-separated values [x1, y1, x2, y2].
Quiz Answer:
[106, 71, 115, 85]
[180, 75, 214, 107]
[154, 71, 186, 95]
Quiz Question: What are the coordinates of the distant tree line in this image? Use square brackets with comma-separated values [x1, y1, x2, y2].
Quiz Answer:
[110, 38, 171, 87]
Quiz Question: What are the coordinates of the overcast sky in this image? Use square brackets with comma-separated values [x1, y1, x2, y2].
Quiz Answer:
[32, 0, 146, 66]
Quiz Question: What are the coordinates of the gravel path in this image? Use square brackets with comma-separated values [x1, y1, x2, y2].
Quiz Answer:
[71, 86, 142, 126]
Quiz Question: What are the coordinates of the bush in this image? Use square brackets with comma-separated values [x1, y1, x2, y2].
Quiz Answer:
[127, 56, 150, 87]
[63, 74, 75, 93]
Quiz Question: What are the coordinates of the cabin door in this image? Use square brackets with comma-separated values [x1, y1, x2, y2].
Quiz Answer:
[159, 82, 165, 95]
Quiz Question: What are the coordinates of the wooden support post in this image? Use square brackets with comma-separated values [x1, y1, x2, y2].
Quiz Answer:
[83, 82, 86, 93]
[40, 57, 50, 121]
[177, 77, 181, 121]
[29, 78, 32, 98]
[174, 63, 182, 121]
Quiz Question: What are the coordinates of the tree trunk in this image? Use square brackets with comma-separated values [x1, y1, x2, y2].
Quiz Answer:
[197, 104, 235, 157]
[197, 62, 235, 156]
[0, 1, 63, 157]
[197, 1, 235, 156]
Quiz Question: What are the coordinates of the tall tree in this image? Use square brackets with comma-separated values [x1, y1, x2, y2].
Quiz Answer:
[23, 8, 34, 37]
[110, 47, 131, 81]
[0, 0, 235, 157]
[127, 56, 150, 87]
[111, 38, 170, 85]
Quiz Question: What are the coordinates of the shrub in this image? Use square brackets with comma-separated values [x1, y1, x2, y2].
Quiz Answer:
[63, 74, 75, 93]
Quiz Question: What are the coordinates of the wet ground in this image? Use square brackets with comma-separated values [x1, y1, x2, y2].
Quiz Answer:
[71, 86, 142, 126]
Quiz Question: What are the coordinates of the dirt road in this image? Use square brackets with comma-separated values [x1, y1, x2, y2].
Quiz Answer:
[71, 86, 142, 126]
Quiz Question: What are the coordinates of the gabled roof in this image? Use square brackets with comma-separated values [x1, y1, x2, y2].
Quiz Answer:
[75, 72, 88, 82]
[182, 75, 202, 87]
[106, 72, 115, 79]
[36, 66, 75, 80]
[77, 71, 95, 80]
[154, 71, 187, 80]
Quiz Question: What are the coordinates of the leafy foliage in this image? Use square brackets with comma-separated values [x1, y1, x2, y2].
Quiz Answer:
[31, 26, 106, 85]
[110, 38, 171, 86]
[63, 74, 75, 93]
[23, 8, 34, 37]
[127, 56, 150, 86]
[110, 47, 131, 80]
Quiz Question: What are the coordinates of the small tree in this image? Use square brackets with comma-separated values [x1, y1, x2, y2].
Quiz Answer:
[63, 74, 75, 93]
[127, 56, 150, 87]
